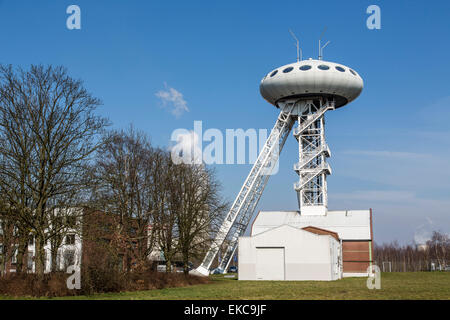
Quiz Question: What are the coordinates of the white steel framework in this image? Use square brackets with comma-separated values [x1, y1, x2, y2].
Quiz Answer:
[293, 98, 334, 215]
[194, 97, 335, 275]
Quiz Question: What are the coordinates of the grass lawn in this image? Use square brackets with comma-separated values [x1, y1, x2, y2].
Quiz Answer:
[1, 272, 449, 300]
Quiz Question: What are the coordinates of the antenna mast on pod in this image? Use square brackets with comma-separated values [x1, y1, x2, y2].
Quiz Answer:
[319, 27, 330, 60]
[289, 29, 302, 62]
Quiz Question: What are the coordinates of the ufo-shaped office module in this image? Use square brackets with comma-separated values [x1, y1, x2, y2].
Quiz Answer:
[260, 58, 363, 108]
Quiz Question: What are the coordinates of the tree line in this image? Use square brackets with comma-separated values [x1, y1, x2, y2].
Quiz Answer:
[0, 64, 226, 277]
[373, 231, 449, 272]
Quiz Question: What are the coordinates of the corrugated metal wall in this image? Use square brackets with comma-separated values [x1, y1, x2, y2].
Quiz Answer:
[342, 240, 372, 273]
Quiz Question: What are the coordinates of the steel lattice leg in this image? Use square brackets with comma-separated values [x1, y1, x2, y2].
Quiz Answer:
[194, 106, 295, 276]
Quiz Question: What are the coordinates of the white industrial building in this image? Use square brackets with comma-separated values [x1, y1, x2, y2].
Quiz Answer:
[238, 209, 373, 280]
[239, 224, 342, 281]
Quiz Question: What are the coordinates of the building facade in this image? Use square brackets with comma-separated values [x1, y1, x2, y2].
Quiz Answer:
[249, 209, 374, 277]
[239, 225, 342, 281]
[0, 208, 149, 274]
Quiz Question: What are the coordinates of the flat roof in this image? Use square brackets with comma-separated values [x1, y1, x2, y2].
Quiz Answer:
[251, 210, 372, 240]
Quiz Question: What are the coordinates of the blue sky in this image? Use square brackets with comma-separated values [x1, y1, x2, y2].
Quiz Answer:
[1, 0, 449, 244]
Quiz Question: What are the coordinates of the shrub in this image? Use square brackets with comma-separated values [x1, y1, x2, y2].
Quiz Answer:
[0, 270, 209, 297]
[80, 267, 209, 295]
[0, 273, 78, 298]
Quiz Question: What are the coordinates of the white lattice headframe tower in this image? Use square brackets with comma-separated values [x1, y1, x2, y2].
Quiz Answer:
[193, 57, 363, 276]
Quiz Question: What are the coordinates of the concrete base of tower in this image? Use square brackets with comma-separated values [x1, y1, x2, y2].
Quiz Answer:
[191, 266, 210, 276]
[301, 206, 327, 216]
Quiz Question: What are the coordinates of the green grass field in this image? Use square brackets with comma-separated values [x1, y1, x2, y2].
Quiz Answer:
[1, 272, 449, 300]
[11, 272, 450, 300]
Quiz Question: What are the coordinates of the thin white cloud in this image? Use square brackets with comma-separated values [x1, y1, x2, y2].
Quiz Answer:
[342, 150, 433, 160]
[414, 217, 434, 245]
[326, 96, 450, 243]
[418, 96, 450, 124]
[332, 190, 415, 203]
[329, 189, 450, 244]
[156, 83, 189, 117]
[336, 148, 450, 190]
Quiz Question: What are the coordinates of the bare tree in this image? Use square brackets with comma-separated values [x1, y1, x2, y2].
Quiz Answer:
[0, 66, 35, 273]
[0, 198, 18, 276]
[151, 150, 179, 273]
[169, 164, 226, 275]
[428, 231, 449, 269]
[87, 128, 227, 275]
[0, 64, 108, 276]
[89, 127, 158, 270]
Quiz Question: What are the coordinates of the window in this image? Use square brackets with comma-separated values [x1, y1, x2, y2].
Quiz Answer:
[129, 227, 137, 236]
[63, 250, 75, 268]
[0, 245, 3, 254]
[283, 67, 293, 73]
[299, 65, 311, 71]
[27, 252, 33, 270]
[335, 66, 345, 72]
[318, 65, 330, 70]
[103, 223, 113, 233]
[28, 236, 34, 246]
[270, 70, 278, 77]
[350, 69, 357, 76]
[54, 216, 63, 226]
[11, 247, 17, 264]
[66, 234, 76, 245]
[66, 216, 77, 228]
